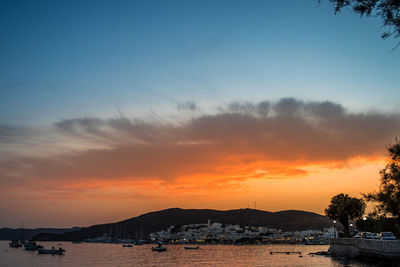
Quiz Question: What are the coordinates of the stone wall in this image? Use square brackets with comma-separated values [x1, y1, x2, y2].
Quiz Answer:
[329, 238, 400, 261]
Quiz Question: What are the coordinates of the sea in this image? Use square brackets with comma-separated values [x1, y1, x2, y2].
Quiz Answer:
[0, 241, 378, 266]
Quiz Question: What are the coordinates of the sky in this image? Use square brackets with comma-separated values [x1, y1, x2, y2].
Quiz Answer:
[1, 0, 400, 228]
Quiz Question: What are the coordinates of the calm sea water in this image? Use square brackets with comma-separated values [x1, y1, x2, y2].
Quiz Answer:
[0, 241, 376, 267]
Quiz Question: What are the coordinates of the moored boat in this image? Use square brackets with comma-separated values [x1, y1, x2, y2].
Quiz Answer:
[152, 243, 167, 252]
[152, 246, 167, 252]
[38, 247, 65, 255]
[9, 240, 22, 248]
[24, 241, 43, 250]
[184, 246, 199, 250]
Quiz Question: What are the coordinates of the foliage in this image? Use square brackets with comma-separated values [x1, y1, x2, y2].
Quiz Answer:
[364, 138, 400, 222]
[324, 0, 400, 43]
[325, 193, 366, 235]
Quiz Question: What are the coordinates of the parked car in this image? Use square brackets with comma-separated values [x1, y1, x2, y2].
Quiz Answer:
[371, 233, 379, 239]
[360, 232, 379, 239]
[352, 232, 362, 238]
[379, 232, 396, 240]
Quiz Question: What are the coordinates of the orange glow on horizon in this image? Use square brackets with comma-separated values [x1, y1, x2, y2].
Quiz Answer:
[1, 154, 386, 228]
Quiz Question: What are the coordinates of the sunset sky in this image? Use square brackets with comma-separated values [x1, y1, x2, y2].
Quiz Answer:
[1, 0, 400, 228]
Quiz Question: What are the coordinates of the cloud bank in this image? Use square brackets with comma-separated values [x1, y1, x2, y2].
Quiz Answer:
[1, 98, 399, 196]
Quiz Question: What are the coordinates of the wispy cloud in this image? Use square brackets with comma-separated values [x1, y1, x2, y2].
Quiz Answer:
[176, 101, 198, 112]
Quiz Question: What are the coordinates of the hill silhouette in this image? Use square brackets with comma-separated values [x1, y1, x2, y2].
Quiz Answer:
[34, 208, 335, 241]
[0, 227, 80, 240]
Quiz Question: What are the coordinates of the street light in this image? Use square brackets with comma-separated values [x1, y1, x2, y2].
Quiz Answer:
[333, 220, 337, 238]
[349, 223, 354, 236]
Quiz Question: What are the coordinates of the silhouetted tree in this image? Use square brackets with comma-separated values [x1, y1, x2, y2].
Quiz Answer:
[325, 193, 366, 236]
[323, 0, 400, 44]
[364, 138, 400, 224]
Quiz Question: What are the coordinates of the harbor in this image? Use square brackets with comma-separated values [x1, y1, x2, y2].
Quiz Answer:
[0, 240, 375, 267]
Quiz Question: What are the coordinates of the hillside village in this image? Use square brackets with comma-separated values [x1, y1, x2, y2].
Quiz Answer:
[149, 220, 338, 245]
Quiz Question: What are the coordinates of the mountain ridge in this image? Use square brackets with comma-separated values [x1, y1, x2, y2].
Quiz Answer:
[32, 208, 336, 241]
[0, 227, 81, 240]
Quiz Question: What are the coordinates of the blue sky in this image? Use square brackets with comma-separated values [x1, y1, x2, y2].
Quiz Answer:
[1, 0, 399, 126]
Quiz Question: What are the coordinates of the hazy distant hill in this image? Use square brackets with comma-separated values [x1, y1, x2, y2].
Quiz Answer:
[0, 227, 81, 240]
[33, 208, 336, 241]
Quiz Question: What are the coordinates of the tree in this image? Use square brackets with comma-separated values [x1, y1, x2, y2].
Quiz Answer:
[325, 193, 366, 236]
[324, 0, 400, 44]
[364, 138, 400, 223]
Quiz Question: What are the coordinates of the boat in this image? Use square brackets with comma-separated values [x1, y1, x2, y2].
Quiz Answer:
[38, 247, 65, 255]
[9, 240, 22, 248]
[184, 246, 199, 250]
[151, 244, 167, 252]
[134, 228, 144, 245]
[122, 244, 133, 247]
[24, 241, 43, 250]
[152, 246, 167, 252]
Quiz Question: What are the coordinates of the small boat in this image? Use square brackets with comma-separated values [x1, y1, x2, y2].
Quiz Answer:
[122, 244, 133, 247]
[9, 240, 22, 248]
[24, 241, 43, 251]
[152, 246, 167, 252]
[269, 251, 302, 255]
[184, 246, 199, 250]
[38, 247, 65, 255]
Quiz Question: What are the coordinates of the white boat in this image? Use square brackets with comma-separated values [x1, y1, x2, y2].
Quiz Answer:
[38, 247, 65, 255]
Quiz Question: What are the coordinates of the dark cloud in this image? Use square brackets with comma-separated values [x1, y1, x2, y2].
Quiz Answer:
[273, 97, 301, 116]
[1, 98, 400, 190]
[218, 101, 270, 117]
[304, 100, 344, 118]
